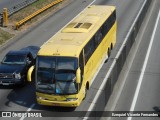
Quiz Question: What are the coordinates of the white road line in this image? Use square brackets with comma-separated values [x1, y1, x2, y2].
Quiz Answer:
[84, 0, 148, 119]
[109, 0, 149, 112]
[127, 9, 160, 120]
[19, 0, 97, 120]
[19, 104, 35, 120]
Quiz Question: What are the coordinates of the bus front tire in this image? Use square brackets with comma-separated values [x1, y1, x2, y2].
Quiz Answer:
[83, 87, 87, 100]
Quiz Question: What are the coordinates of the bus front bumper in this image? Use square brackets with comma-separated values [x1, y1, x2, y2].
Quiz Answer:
[37, 98, 80, 107]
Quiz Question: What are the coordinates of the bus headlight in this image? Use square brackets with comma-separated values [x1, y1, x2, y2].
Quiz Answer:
[15, 73, 21, 79]
[66, 98, 78, 101]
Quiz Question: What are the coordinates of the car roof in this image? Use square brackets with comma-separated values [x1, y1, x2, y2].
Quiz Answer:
[7, 50, 30, 56]
[20, 46, 40, 58]
[6, 46, 40, 58]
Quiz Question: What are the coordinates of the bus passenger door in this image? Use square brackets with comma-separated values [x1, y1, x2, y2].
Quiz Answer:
[79, 50, 84, 85]
[79, 50, 85, 98]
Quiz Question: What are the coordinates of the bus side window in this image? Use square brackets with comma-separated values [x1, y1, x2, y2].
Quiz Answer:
[102, 10, 116, 36]
[109, 10, 116, 26]
[102, 20, 109, 35]
[94, 29, 102, 47]
[84, 39, 95, 63]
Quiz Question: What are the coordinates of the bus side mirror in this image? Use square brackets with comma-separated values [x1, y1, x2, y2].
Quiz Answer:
[76, 68, 81, 84]
[27, 66, 35, 82]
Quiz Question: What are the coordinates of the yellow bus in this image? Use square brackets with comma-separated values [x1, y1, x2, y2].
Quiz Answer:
[28, 5, 117, 107]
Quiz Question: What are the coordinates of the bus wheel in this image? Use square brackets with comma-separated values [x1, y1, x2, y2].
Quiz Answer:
[111, 43, 113, 50]
[108, 48, 110, 57]
[83, 87, 87, 100]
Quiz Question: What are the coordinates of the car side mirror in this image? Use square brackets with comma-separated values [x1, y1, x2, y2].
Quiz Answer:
[26, 60, 31, 65]
[76, 68, 81, 84]
[26, 57, 31, 65]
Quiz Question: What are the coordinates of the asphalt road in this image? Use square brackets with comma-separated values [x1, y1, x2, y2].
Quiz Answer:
[105, 0, 160, 120]
[0, 0, 148, 120]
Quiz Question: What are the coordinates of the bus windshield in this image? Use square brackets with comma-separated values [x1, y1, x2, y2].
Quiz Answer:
[36, 56, 78, 95]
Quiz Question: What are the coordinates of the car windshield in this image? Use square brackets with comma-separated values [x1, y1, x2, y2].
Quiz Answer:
[2, 55, 26, 64]
[36, 56, 78, 95]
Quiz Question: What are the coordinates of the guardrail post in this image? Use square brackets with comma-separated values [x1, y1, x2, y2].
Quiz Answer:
[3, 8, 9, 27]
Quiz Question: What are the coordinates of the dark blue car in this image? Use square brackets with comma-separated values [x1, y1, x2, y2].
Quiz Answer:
[0, 46, 39, 86]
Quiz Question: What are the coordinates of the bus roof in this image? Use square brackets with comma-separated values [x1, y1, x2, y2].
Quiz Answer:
[38, 5, 116, 57]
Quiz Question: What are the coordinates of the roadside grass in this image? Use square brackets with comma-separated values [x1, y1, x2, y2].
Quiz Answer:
[0, 28, 14, 45]
[0, 0, 71, 46]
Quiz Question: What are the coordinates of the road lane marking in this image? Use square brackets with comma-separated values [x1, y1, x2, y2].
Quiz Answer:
[19, 104, 35, 120]
[20, 0, 97, 120]
[127, 9, 160, 120]
[109, 0, 150, 112]
[84, 0, 149, 119]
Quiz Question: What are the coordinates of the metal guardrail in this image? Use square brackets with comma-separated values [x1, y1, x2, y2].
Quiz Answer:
[15, 0, 63, 29]
[83, 0, 152, 119]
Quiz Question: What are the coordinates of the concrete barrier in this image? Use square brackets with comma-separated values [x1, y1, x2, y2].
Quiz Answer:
[83, 0, 152, 119]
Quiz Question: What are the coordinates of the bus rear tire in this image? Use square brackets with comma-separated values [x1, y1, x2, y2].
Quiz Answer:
[111, 43, 113, 50]
[83, 87, 87, 100]
[108, 48, 110, 57]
